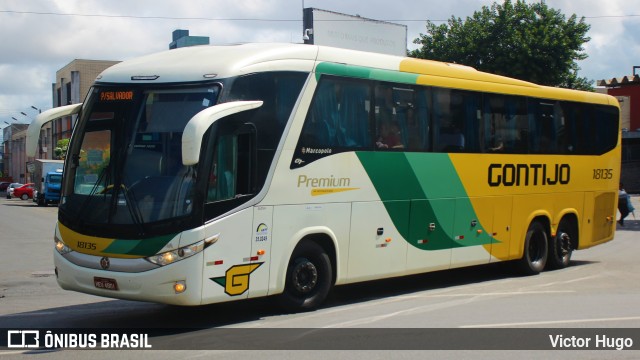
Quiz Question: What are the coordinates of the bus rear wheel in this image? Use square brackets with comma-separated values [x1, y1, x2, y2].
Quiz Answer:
[278, 241, 332, 312]
[517, 221, 548, 275]
[547, 218, 575, 270]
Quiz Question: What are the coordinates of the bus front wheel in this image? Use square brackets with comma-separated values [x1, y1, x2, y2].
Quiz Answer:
[517, 221, 548, 275]
[278, 241, 332, 312]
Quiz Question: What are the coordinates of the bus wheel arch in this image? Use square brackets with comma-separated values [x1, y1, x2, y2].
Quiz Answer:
[516, 217, 550, 275]
[547, 214, 578, 270]
[278, 234, 336, 312]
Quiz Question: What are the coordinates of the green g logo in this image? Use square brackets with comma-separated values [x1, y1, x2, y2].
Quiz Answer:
[211, 263, 263, 296]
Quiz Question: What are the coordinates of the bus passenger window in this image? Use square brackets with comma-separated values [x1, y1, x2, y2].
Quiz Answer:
[482, 95, 529, 154]
[439, 118, 465, 152]
[407, 88, 431, 151]
[207, 135, 236, 202]
[433, 89, 483, 153]
[300, 77, 371, 149]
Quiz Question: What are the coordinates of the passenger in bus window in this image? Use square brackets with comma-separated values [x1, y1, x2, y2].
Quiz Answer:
[376, 121, 404, 149]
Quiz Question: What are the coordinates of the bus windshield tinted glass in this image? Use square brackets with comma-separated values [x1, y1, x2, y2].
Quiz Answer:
[62, 85, 220, 230]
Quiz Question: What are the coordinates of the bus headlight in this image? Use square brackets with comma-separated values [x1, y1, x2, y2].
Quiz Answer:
[54, 234, 73, 255]
[145, 241, 205, 266]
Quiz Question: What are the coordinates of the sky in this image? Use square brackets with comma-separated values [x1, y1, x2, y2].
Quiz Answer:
[1, 0, 640, 128]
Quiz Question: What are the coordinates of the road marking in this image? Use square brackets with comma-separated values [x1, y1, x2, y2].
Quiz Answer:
[321, 291, 575, 328]
[460, 315, 640, 328]
[31, 270, 55, 277]
[230, 289, 575, 328]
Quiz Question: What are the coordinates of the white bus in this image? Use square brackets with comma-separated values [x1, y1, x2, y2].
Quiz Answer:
[27, 43, 620, 311]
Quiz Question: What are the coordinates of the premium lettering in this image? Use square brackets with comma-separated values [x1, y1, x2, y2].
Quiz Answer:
[297, 175, 351, 188]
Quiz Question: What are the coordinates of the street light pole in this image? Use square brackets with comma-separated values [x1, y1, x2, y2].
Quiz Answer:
[20, 112, 34, 121]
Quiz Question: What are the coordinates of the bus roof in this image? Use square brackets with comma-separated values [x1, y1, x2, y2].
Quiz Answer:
[96, 43, 617, 106]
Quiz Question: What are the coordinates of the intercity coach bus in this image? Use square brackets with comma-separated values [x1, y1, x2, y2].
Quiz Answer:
[27, 43, 620, 311]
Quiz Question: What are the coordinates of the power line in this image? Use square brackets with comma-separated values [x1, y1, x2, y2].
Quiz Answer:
[0, 10, 302, 22]
[2, 9, 640, 22]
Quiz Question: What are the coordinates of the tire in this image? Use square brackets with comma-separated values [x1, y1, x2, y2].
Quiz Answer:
[21, 194, 29, 200]
[517, 221, 548, 275]
[278, 241, 333, 312]
[547, 218, 575, 270]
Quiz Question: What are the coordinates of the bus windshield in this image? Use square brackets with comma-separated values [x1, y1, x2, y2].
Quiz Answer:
[48, 174, 62, 184]
[61, 85, 220, 233]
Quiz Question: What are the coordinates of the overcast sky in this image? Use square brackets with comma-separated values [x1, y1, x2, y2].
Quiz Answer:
[1, 0, 639, 128]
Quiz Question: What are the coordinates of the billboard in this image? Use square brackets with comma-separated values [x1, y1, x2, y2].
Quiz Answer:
[303, 8, 407, 56]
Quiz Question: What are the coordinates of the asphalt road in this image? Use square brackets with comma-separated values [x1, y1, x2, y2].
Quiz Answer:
[1, 193, 639, 359]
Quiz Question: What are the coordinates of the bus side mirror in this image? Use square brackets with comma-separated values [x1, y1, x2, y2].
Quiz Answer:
[181, 100, 263, 166]
[26, 103, 83, 157]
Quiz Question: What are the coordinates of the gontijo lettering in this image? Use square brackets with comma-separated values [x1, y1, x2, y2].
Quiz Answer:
[488, 163, 570, 187]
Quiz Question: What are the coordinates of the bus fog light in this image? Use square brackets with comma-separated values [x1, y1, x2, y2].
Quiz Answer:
[174, 281, 187, 294]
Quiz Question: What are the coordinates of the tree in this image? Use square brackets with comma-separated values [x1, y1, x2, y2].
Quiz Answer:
[54, 139, 70, 160]
[410, 0, 592, 90]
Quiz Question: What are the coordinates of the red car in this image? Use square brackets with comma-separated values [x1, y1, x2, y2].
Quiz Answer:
[13, 183, 35, 200]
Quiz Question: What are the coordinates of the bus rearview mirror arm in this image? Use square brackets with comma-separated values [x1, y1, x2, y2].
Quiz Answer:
[26, 103, 83, 158]
[181, 100, 263, 166]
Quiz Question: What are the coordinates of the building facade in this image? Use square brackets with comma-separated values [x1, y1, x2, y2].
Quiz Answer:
[2, 124, 28, 182]
[52, 59, 120, 145]
[598, 73, 640, 192]
[2, 60, 119, 183]
[169, 29, 210, 49]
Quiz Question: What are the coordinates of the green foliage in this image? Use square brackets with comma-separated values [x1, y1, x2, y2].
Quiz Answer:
[54, 138, 70, 160]
[410, 0, 593, 90]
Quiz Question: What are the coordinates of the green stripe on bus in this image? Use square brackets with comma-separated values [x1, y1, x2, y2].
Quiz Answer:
[103, 233, 176, 256]
[316, 62, 420, 84]
[356, 152, 493, 250]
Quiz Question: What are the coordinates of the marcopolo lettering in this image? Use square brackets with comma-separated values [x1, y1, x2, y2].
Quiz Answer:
[488, 163, 570, 187]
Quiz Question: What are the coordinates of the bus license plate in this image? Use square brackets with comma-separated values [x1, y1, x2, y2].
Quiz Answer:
[94, 277, 119, 291]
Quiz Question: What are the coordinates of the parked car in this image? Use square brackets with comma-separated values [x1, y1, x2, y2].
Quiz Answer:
[0, 182, 10, 192]
[13, 183, 35, 200]
[6, 183, 24, 199]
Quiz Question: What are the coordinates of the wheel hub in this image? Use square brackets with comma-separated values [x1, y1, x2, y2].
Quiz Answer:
[559, 232, 571, 256]
[292, 260, 318, 294]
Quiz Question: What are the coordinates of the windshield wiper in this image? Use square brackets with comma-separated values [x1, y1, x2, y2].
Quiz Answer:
[118, 185, 146, 236]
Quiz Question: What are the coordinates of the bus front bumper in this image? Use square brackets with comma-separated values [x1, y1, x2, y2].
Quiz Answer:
[53, 249, 204, 306]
